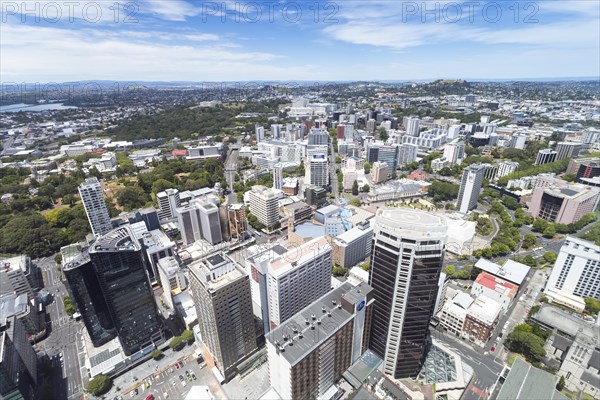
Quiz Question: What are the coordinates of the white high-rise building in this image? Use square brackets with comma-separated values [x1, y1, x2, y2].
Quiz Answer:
[305, 154, 329, 188]
[497, 161, 519, 179]
[271, 124, 282, 139]
[249, 185, 280, 228]
[404, 116, 420, 136]
[457, 164, 487, 213]
[78, 177, 113, 237]
[508, 133, 528, 150]
[442, 140, 465, 166]
[546, 236, 600, 300]
[255, 125, 265, 143]
[447, 125, 462, 140]
[397, 143, 418, 167]
[267, 236, 332, 328]
[156, 188, 181, 221]
[175, 199, 222, 245]
[369, 209, 447, 378]
[555, 142, 582, 161]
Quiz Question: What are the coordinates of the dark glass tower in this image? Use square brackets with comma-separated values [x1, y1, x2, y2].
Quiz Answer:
[368, 209, 447, 378]
[62, 245, 115, 347]
[88, 226, 163, 355]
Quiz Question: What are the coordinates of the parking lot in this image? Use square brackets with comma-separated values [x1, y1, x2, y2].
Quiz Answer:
[105, 354, 226, 400]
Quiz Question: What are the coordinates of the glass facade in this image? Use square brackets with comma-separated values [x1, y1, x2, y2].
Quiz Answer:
[64, 255, 115, 347]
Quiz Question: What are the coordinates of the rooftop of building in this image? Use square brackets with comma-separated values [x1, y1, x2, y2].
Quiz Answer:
[334, 222, 373, 245]
[375, 208, 447, 238]
[266, 281, 372, 365]
[474, 272, 518, 298]
[0, 293, 29, 320]
[467, 295, 502, 325]
[315, 204, 340, 215]
[157, 257, 181, 274]
[532, 303, 598, 341]
[188, 253, 246, 292]
[496, 358, 567, 400]
[284, 201, 311, 211]
[542, 182, 599, 200]
[291, 221, 325, 239]
[0, 254, 29, 274]
[269, 237, 331, 276]
[60, 243, 91, 271]
[368, 179, 425, 195]
[79, 177, 101, 187]
[474, 258, 530, 286]
[89, 226, 140, 253]
[140, 229, 175, 250]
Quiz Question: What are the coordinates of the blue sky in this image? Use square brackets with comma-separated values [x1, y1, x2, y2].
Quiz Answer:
[1, 0, 599, 82]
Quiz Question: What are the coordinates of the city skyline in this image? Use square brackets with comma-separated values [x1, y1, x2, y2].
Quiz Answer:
[1, 1, 599, 82]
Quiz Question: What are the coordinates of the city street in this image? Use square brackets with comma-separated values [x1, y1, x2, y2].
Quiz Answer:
[34, 257, 86, 400]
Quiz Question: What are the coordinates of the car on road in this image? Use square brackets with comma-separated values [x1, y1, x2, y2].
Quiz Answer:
[178, 361, 184, 368]
[179, 375, 184, 382]
[130, 389, 138, 397]
[145, 381, 150, 389]
[175, 363, 179, 369]
[185, 370, 190, 378]
[191, 372, 197, 380]
[145, 395, 155, 400]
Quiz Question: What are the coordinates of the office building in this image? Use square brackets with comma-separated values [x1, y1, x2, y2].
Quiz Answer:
[0, 317, 37, 400]
[371, 161, 389, 184]
[267, 237, 332, 329]
[79, 177, 113, 236]
[138, 229, 176, 281]
[255, 125, 265, 142]
[156, 188, 181, 221]
[369, 209, 447, 378]
[247, 244, 287, 333]
[305, 154, 329, 188]
[555, 142, 581, 161]
[535, 149, 558, 166]
[331, 221, 373, 268]
[267, 282, 374, 400]
[89, 226, 164, 355]
[471, 272, 517, 313]
[378, 146, 399, 173]
[272, 163, 284, 190]
[567, 158, 600, 183]
[304, 185, 327, 207]
[496, 358, 566, 400]
[528, 182, 600, 224]
[457, 164, 487, 213]
[442, 140, 465, 166]
[62, 244, 116, 347]
[497, 161, 519, 179]
[404, 116, 420, 136]
[176, 199, 223, 245]
[545, 236, 600, 300]
[227, 203, 247, 240]
[447, 125, 462, 140]
[188, 253, 257, 381]
[0, 293, 43, 340]
[249, 186, 280, 229]
[157, 257, 187, 309]
[0, 255, 35, 302]
[307, 128, 329, 145]
[507, 133, 528, 150]
[186, 144, 222, 161]
[397, 143, 418, 167]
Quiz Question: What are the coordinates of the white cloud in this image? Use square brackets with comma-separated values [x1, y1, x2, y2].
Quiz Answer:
[0, 24, 320, 81]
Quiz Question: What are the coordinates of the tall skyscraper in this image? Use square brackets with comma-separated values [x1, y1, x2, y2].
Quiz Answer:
[535, 149, 558, 166]
[79, 177, 112, 237]
[88, 226, 164, 355]
[227, 203, 247, 240]
[249, 185, 280, 229]
[266, 282, 374, 400]
[369, 209, 447, 378]
[442, 140, 465, 166]
[397, 143, 418, 167]
[188, 253, 257, 381]
[404, 116, 420, 136]
[457, 164, 487, 213]
[156, 188, 181, 221]
[305, 154, 329, 188]
[555, 142, 582, 161]
[255, 125, 265, 142]
[175, 199, 223, 245]
[62, 244, 116, 347]
[267, 236, 333, 329]
[546, 236, 600, 300]
[0, 316, 37, 400]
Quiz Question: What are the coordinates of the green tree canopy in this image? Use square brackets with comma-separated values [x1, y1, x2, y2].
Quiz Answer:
[86, 374, 111, 396]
